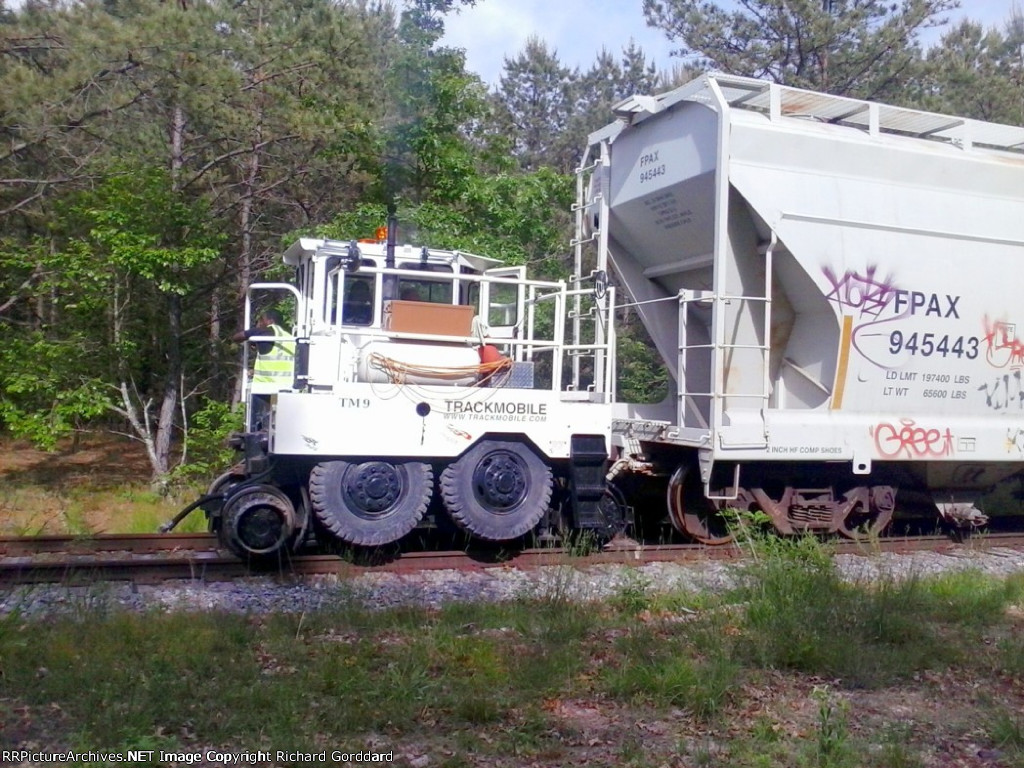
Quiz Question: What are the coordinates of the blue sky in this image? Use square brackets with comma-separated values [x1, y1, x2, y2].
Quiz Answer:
[441, 0, 1023, 86]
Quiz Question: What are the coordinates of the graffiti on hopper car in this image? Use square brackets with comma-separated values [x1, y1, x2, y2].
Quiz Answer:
[977, 371, 1024, 411]
[823, 264, 967, 371]
[982, 318, 1024, 370]
[1006, 428, 1024, 454]
[871, 418, 954, 459]
[822, 265, 898, 318]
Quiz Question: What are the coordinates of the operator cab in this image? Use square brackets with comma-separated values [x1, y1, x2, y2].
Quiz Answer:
[239, 232, 604, 435]
[277, 237, 529, 392]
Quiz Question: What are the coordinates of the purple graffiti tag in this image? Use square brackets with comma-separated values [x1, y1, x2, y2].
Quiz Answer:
[822, 265, 898, 319]
[823, 264, 911, 369]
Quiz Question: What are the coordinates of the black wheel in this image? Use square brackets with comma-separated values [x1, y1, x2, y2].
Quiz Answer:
[204, 467, 245, 533]
[596, 483, 630, 538]
[206, 464, 245, 497]
[440, 440, 552, 540]
[309, 460, 432, 546]
[219, 484, 296, 560]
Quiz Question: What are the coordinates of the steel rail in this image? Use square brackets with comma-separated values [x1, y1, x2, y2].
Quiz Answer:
[0, 533, 219, 557]
[2, 532, 1024, 585]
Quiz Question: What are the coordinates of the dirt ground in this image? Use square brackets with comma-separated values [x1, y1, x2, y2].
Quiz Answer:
[0, 436, 189, 535]
[0, 436, 153, 488]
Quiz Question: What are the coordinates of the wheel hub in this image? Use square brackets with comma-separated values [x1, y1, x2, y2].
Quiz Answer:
[237, 505, 286, 551]
[346, 462, 401, 515]
[473, 452, 527, 511]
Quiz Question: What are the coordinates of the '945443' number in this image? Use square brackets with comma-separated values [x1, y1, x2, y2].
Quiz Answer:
[889, 331, 978, 359]
[639, 164, 666, 183]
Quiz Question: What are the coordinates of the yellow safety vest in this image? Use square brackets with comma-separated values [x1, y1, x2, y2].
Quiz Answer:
[252, 323, 295, 390]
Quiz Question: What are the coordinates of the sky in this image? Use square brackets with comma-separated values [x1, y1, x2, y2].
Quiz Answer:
[441, 0, 1024, 86]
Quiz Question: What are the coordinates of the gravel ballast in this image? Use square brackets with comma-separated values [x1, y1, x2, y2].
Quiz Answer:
[3, 546, 1024, 619]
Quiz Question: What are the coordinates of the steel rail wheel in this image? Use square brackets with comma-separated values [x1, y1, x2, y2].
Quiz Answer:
[310, 460, 432, 547]
[440, 440, 552, 540]
[219, 484, 297, 559]
[595, 482, 629, 538]
[204, 466, 246, 532]
[667, 465, 734, 545]
[837, 485, 896, 540]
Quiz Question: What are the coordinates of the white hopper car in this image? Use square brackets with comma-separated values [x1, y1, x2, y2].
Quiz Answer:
[580, 73, 1024, 542]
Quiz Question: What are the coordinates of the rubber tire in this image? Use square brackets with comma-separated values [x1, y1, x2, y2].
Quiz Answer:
[309, 460, 432, 547]
[440, 440, 552, 540]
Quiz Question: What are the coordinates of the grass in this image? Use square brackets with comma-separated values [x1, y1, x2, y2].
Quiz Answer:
[3, 537, 1024, 767]
[0, 483, 209, 535]
[0, 437, 210, 535]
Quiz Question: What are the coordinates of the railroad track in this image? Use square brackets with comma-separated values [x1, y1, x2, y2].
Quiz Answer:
[3, 531, 1024, 585]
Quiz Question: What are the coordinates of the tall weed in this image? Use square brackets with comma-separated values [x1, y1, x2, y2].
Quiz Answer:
[730, 534, 1014, 687]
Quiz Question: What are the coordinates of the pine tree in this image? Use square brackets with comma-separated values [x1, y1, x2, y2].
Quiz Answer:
[492, 37, 578, 172]
[642, 0, 959, 100]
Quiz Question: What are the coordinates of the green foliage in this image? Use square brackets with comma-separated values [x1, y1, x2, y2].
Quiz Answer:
[321, 167, 573, 268]
[611, 570, 654, 615]
[920, 17, 1024, 123]
[600, 626, 739, 718]
[0, 166, 224, 468]
[616, 328, 670, 404]
[874, 724, 926, 768]
[0, 334, 111, 448]
[803, 685, 855, 768]
[0, 0, 382, 465]
[642, 0, 959, 100]
[72, 168, 222, 295]
[729, 537, 1017, 687]
[2, 567, 1024, 760]
[914, 568, 1015, 626]
[990, 711, 1024, 754]
[171, 398, 243, 485]
[492, 37, 579, 173]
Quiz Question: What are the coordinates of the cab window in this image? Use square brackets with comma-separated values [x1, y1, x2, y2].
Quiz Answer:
[341, 276, 375, 325]
[398, 279, 451, 304]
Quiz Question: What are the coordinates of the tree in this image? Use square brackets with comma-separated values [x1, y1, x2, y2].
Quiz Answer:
[0, 0, 382, 481]
[568, 42, 664, 162]
[643, 0, 960, 100]
[492, 37, 578, 172]
[919, 13, 1024, 124]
